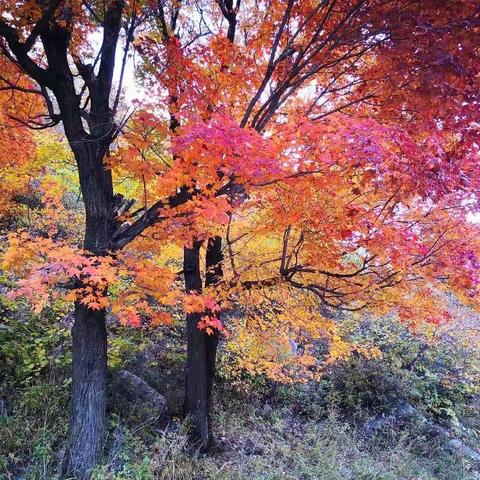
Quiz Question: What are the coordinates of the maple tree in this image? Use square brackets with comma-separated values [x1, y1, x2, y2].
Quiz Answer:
[129, 0, 480, 449]
[0, 60, 44, 219]
[1, 0, 480, 477]
[0, 1, 189, 476]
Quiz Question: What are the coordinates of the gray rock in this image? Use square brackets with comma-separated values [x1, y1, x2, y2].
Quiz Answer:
[363, 402, 418, 436]
[363, 402, 480, 465]
[395, 402, 417, 420]
[113, 369, 167, 414]
[446, 439, 480, 463]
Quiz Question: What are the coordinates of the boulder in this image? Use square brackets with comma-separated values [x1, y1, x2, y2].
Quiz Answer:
[363, 402, 480, 465]
[446, 438, 480, 463]
[112, 369, 167, 417]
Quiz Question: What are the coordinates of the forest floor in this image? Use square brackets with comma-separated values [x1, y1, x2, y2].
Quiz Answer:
[1, 323, 480, 480]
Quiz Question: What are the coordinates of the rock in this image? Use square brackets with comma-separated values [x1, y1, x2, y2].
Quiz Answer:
[123, 342, 185, 416]
[363, 414, 394, 436]
[59, 311, 75, 327]
[363, 402, 418, 437]
[362, 402, 480, 465]
[395, 402, 417, 420]
[112, 369, 167, 415]
[446, 438, 480, 463]
[261, 403, 273, 417]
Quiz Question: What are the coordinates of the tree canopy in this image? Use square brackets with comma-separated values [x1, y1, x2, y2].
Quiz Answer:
[0, 0, 479, 476]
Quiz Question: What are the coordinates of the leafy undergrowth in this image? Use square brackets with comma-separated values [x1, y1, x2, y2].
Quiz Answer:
[2, 305, 479, 479]
[1, 375, 478, 480]
[95, 397, 477, 480]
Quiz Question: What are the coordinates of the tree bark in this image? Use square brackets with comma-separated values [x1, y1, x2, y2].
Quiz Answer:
[65, 303, 108, 479]
[63, 151, 113, 477]
[39, 11, 120, 477]
[1, 3, 152, 477]
[182, 241, 210, 450]
[181, 0, 234, 450]
[184, 309, 212, 450]
[204, 236, 224, 416]
[55, 88, 114, 474]
[61, 139, 113, 478]
[42, 39, 116, 480]
[183, 237, 224, 451]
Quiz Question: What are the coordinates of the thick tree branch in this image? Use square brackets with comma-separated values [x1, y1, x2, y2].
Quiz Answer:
[0, 23, 54, 87]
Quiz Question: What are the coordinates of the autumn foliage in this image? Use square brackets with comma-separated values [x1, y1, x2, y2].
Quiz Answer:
[0, 0, 479, 476]
[1, 0, 480, 376]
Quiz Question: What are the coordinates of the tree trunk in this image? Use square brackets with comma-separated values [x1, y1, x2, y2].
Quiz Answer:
[204, 236, 223, 415]
[183, 241, 211, 450]
[183, 237, 223, 451]
[60, 139, 113, 478]
[61, 139, 113, 477]
[64, 303, 108, 479]
[0, 5, 122, 477]
[184, 309, 212, 450]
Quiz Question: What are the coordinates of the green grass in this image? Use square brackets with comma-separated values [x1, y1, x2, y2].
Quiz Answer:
[0, 377, 69, 479]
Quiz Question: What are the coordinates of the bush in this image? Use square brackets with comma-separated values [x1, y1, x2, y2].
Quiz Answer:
[337, 314, 480, 424]
[90, 396, 476, 480]
[0, 296, 71, 388]
[0, 379, 69, 478]
[321, 356, 411, 418]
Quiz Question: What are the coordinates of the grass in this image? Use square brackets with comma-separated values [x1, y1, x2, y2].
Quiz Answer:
[90, 397, 475, 480]
[2, 375, 476, 480]
[1, 317, 479, 480]
[0, 376, 69, 479]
